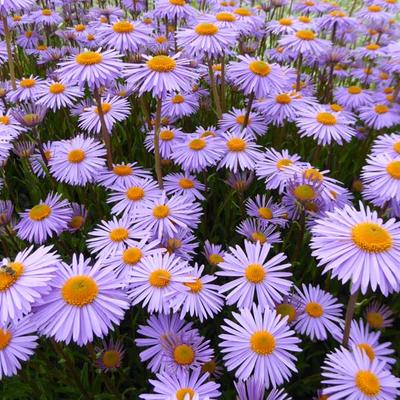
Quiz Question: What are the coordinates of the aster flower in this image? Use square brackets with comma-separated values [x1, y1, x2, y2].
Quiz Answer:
[321, 347, 400, 399]
[67, 203, 87, 232]
[95, 339, 125, 372]
[36, 80, 83, 111]
[334, 85, 373, 111]
[316, 9, 357, 32]
[227, 55, 287, 98]
[123, 54, 199, 98]
[11, 103, 47, 129]
[0, 316, 38, 379]
[15, 192, 72, 244]
[0, 0, 33, 13]
[153, 0, 198, 20]
[30, 141, 58, 178]
[245, 195, 287, 227]
[311, 202, 400, 295]
[136, 314, 196, 372]
[237, 218, 282, 245]
[279, 30, 331, 57]
[266, 17, 301, 35]
[49, 134, 106, 186]
[0, 111, 25, 138]
[127, 252, 193, 313]
[140, 368, 221, 399]
[161, 92, 199, 119]
[295, 104, 357, 145]
[220, 306, 301, 387]
[145, 126, 185, 159]
[364, 300, 394, 330]
[107, 178, 162, 216]
[235, 377, 265, 400]
[163, 172, 205, 201]
[162, 228, 198, 261]
[219, 108, 268, 138]
[33, 254, 129, 346]
[226, 170, 254, 192]
[170, 263, 224, 322]
[0, 200, 13, 227]
[176, 22, 237, 57]
[359, 103, 400, 130]
[356, 4, 391, 25]
[57, 49, 124, 90]
[0, 245, 59, 324]
[87, 216, 147, 259]
[31, 8, 63, 26]
[7, 76, 45, 103]
[133, 192, 202, 239]
[97, 19, 152, 53]
[217, 240, 292, 310]
[293, 284, 343, 341]
[171, 133, 225, 172]
[78, 95, 130, 134]
[203, 240, 225, 266]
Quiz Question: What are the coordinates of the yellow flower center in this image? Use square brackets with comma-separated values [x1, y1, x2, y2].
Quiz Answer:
[176, 388, 195, 400]
[366, 311, 384, 329]
[184, 278, 203, 293]
[174, 344, 195, 365]
[209, 254, 224, 265]
[189, 138, 206, 151]
[357, 343, 375, 361]
[69, 215, 84, 230]
[126, 186, 145, 201]
[149, 269, 171, 287]
[279, 17, 293, 25]
[42, 9, 52, 16]
[298, 15, 311, 22]
[348, 86, 362, 94]
[179, 178, 194, 189]
[49, 82, 65, 94]
[236, 115, 251, 125]
[169, 0, 186, 5]
[194, 22, 219, 35]
[276, 93, 292, 104]
[304, 168, 323, 182]
[160, 130, 175, 141]
[102, 350, 121, 369]
[329, 10, 346, 16]
[167, 238, 182, 253]
[386, 160, 400, 179]
[29, 204, 52, 221]
[75, 51, 103, 65]
[172, 94, 185, 104]
[250, 331, 276, 355]
[13, 15, 22, 21]
[374, 104, 389, 114]
[109, 227, 129, 242]
[155, 35, 167, 43]
[294, 184, 316, 201]
[67, 149, 85, 163]
[305, 302, 324, 318]
[25, 31, 33, 38]
[113, 20, 135, 33]
[36, 44, 47, 51]
[355, 371, 381, 396]
[368, 4, 382, 11]
[0, 329, 12, 350]
[366, 43, 380, 51]
[330, 103, 342, 112]
[74, 24, 85, 31]
[0, 262, 24, 292]
[245, 263, 266, 283]
[201, 360, 216, 374]
[227, 138, 247, 152]
[316, 112, 337, 125]
[383, 86, 393, 94]
[113, 165, 133, 176]
[276, 158, 293, 170]
[351, 222, 392, 253]
[62, 275, 99, 307]
[152, 205, 170, 219]
[122, 247, 142, 265]
[248, 61, 271, 76]
[234, 7, 252, 16]
[20, 78, 36, 89]
[258, 207, 273, 219]
[296, 30, 316, 40]
[94, 103, 112, 114]
[147, 55, 176, 72]
[216, 12, 236, 21]
[87, 34, 95, 41]
[0, 116, 9, 125]
[251, 231, 267, 244]
[276, 303, 297, 322]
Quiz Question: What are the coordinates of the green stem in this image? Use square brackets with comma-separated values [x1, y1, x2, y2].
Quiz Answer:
[342, 290, 358, 347]
[154, 97, 164, 189]
[2, 16, 17, 90]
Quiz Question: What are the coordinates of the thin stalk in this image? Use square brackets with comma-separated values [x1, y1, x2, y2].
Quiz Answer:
[220, 55, 226, 112]
[154, 97, 164, 189]
[242, 92, 255, 130]
[342, 290, 359, 347]
[296, 53, 303, 92]
[207, 59, 222, 118]
[2, 16, 17, 90]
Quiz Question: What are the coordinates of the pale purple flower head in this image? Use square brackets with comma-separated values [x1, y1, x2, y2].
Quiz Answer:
[94, 339, 125, 372]
[359, 103, 400, 130]
[7, 76, 45, 103]
[364, 300, 394, 330]
[36, 80, 83, 111]
[278, 30, 332, 57]
[236, 218, 282, 245]
[163, 172, 205, 201]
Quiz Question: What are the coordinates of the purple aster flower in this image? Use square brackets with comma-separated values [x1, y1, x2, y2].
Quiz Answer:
[57, 49, 124, 90]
[15, 192, 72, 244]
[97, 19, 152, 54]
[355, 42, 384, 60]
[235, 377, 265, 400]
[87, 216, 147, 259]
[226, 170, 254, 192]
[206, 11, 253, 35]
[227, 55, 287, 98]
[176, 22, 237, 57]
[12, 140, 35, 158]
[31, 8, 63, 26]
[30, 141, 58, 178]
[0, 200, 13, 227]
[161, 92, 199, 119]
[33, 254, 129, 346]
[0, 0, 32, 13]
[316, 9, 358, 32]
[321, 347, 400, 399]
[136, 314, 196, 372]
[123, 53, 199, 98]
[0, 316, 38, 379]
[217, 240, 292, 309]
[94, 339, 125, 372]
[0, 245, 59, 324]
[78, 95, 130, 134]
[293, 284, 343, 341]
[133, 191, 202, 239]
[67, 202, 87, 232]
[364, 300, 394, 330]
[359, 103, 400, 130]
[293, 0, 325, 14]
[171, 133, 224, 172]
[334, 85, 373, 111]
[279, 30, 331, 57]
[161, 228, 198, 261]
[311, 202, 400, 296]
[218, 130, 261, 173]
[49, 134, 106, 186]
[11, 103, 47, 129]
[36, 80, 83, 111]
[170, 263, 224, 322]
[0, 111, 24, 140]
[127, 252, 193, 313]
[107, 178, 162, 216]
[231, 7, 264, 30]
[140, 368, 221, 399]
[220, 306, 301, 387]
[16, 30, 42, 49]
[203, 240, 225, 266]
[145, 126, 185, 159]
[356, 4, 391, 25]
[163, 172, 205, 201]
[236, 218, 282, 245]
[153, 0, 198, 20]
[266, 17, 301, 35]
[7, 76, 45, 103]
[245, 195, 287, 227]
